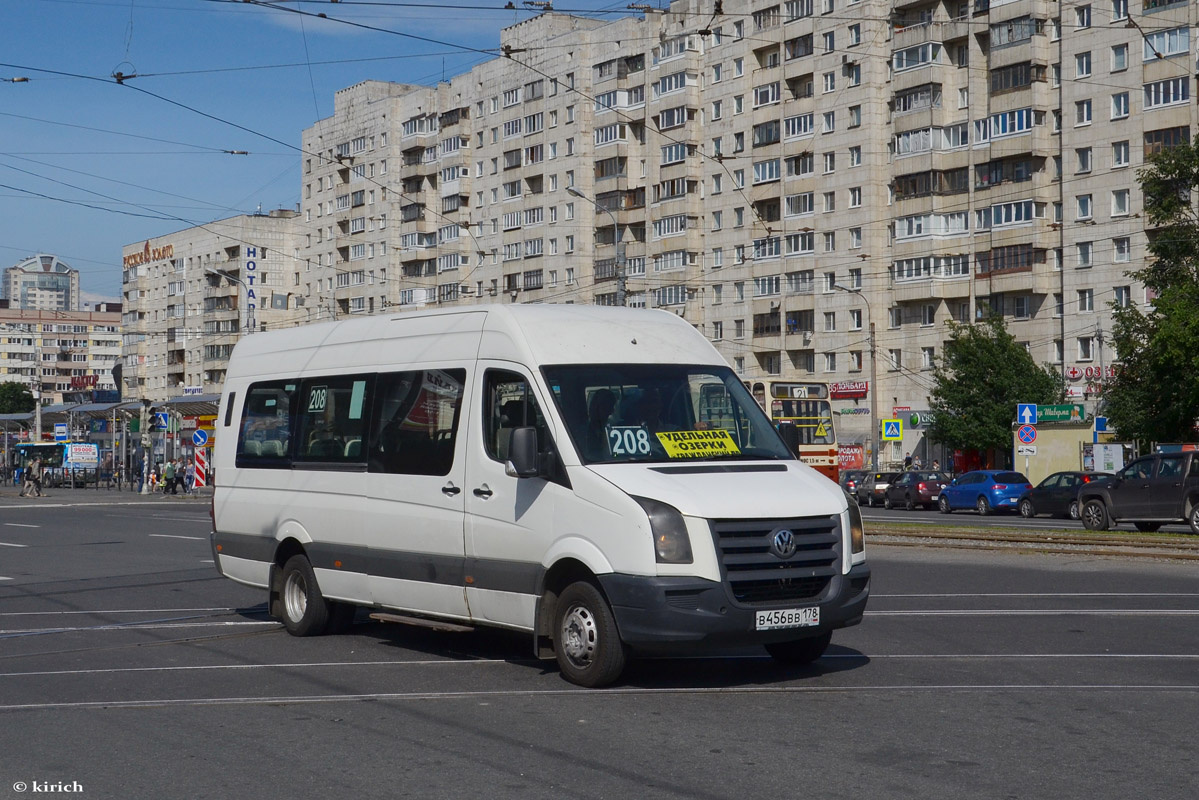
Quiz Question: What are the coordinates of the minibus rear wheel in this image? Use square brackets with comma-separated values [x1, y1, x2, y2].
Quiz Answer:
[280, 554, 335, 636]
[554, 581, 627, 688]
[765, 631, 832, 665]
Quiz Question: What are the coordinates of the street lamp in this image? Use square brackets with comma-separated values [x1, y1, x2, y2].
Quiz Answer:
[834, 282, 878, 472]
[567, 186, 626, 305]
[206, 268, 255, 335]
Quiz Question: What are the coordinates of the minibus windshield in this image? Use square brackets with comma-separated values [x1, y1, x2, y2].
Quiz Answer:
[543, 364, 794, 465]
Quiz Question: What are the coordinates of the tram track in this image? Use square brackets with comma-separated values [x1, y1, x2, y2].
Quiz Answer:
[866, 524, 1199, 561]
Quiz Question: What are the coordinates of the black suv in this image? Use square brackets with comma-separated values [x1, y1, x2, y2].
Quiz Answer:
[1078, 451, 1199, 533]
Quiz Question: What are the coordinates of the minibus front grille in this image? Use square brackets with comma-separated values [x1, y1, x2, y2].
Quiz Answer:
[710, 516, 840, 606]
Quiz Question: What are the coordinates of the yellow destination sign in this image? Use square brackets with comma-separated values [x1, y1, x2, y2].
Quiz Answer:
[656, 429, 742, 458]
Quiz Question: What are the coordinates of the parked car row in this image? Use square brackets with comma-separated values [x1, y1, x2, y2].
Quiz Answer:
[839, 452, 1199, 534]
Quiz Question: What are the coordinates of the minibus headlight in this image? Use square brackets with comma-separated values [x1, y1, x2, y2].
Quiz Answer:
[845, 491, 865, 554]
[633, 496, 693, 564]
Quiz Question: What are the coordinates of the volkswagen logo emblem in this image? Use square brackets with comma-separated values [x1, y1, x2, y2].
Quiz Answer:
[770, 529, 797, 559]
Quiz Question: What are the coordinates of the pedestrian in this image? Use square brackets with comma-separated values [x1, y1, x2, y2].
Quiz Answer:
[20, 457, 42, 498]
[913, 455, 923, 470]
[932, 459, 941, 472]
[903, 452, 913, 471]
[164, 459, 177, 495]
[184, 459, 195, 494]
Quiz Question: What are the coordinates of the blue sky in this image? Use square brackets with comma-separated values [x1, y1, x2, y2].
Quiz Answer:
[1, 0, 634, 300]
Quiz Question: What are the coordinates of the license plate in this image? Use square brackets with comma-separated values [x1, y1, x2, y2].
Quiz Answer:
[930, 494, 939, 501]
[755, 607, 819, 631]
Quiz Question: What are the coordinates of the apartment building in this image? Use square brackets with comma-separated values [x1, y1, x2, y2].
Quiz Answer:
[127, 0, 1186, 456]
[120, 211, 301, 402]
[0, 307, 122, 406]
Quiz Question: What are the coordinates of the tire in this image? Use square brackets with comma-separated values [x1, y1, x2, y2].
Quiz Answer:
[883, 495, 893, 510]
[1189, 503, 1199, 535]
[279, 554, 336, 637]
[904, 494, 915, 511]
[1134, 521, 1162, 533]
[554, 581, 627, 688]
[765, 631, 832, 665]
[1068, 500, 1080, 521]
[976, 496, 991, 516]
[865, 493, 875, 508]
[1081, 500, 1110, 531]
[939, 495, 952, 514]
[1019, 499, 1035, 519]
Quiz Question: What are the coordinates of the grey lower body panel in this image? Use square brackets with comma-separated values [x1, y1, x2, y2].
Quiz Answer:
[598, 563, 870, 653]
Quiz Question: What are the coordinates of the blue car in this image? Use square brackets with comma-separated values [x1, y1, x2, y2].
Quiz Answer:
[937, 470, 1033, 515]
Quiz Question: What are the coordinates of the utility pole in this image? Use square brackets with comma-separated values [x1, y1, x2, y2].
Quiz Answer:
[835, 283, 878, 472]
[567, 186, 626, 305]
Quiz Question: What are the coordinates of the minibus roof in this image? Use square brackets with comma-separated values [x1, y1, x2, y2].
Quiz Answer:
[224, 305, 724, 379]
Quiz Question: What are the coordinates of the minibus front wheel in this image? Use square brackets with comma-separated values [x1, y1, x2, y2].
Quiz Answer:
[554, 581, 627, 688]
[279, 554, 354, 636]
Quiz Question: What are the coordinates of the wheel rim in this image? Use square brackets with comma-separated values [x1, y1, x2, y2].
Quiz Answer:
[940, 497, 949, 512]
[1083, 504, 1102, 528]
[283, 571, 308, 623]
[977, 497, 988, 513]
[560, 603, 599, 669]
[1069, 501, 1080, 520]
[1020, 501, 1033, 518]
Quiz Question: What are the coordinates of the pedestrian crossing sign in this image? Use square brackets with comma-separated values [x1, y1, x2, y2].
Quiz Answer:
[881, 419, 903, 441]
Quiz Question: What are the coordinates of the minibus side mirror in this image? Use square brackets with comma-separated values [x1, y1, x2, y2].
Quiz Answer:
[505, 427, 540, 478]
[777, 423, 799, 455]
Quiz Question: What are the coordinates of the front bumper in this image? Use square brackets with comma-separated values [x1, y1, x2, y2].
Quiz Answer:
[597, 562, 870, 654]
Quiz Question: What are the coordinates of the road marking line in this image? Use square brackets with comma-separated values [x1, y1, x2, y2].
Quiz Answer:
[4, 523, 39, 528]
[0, 607, 252, 617]
[149, 534, 204, 541]
[869, 609, 1199, 616]
[0, 621, 277, 636]
[0, 542, 28, 548]
[876, 592, 1199, 598]
[3, 654, 1196, 680]
[0, 577, 11, 582]
[0, 659, 505, 678]
[3, 684, 1196, 712]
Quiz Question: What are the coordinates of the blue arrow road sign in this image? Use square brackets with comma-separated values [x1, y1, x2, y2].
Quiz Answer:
[192, 429, 209, 447]
[1017, 404, 1038, 425]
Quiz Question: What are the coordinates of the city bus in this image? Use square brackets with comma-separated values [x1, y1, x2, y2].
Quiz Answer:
[747, 381, 838, 481]
[14, 441, 100, 486]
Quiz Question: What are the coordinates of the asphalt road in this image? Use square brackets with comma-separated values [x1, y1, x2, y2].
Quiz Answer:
[0, 496, 1197, 800]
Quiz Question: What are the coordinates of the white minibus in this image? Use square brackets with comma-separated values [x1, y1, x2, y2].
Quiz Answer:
[211, 305, 869, 686]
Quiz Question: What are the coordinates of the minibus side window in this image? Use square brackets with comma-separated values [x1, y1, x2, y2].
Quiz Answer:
[368, 369, 466, 476]
[294, 374, 373, 464]
[237, 381, 296, 468]
[483, 370, 551, 463]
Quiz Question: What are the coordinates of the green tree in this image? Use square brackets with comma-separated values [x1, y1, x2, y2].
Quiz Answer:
[0, 381, 35, 414]
[1105, 142, 1199, 445]
[928, 315, 1064, 455]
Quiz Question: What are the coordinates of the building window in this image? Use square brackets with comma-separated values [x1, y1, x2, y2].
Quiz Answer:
[1076, 241, 1093, 268]
[1111, 92, 1129, 119]
[1113, 140, 1129, 167]
[1078, 336, 1094, 361]
[1113, 237, 1131, 263]
[1112, 189, 1130, 217]
[1077, 289, 1094, 313]
[1075, 99, 1092, 125]
[1111, 44, 1127, 72]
